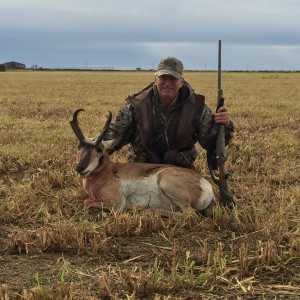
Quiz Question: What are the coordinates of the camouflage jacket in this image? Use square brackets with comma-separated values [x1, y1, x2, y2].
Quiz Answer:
[104, 82, 234, 169]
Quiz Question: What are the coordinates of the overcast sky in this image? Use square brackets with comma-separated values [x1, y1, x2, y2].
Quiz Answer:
[1, 0, 299, 70]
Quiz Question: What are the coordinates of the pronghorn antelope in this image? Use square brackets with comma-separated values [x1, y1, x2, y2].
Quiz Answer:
[70, 109, 216, 217]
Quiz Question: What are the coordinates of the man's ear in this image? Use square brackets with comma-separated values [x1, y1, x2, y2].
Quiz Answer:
[179, 77, 184, 87]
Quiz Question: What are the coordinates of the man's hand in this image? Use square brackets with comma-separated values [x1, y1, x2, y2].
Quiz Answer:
[215, 106, 231, 127]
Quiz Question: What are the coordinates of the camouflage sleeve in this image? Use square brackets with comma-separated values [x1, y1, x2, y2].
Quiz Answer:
[103, 103, 136, 152]
[196, 104, 235, 150]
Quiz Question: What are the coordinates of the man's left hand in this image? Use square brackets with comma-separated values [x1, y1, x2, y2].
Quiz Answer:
[215, 106, 231, 127]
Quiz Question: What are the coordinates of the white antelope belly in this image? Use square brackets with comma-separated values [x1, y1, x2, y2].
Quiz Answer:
[120, 174, 178, 211]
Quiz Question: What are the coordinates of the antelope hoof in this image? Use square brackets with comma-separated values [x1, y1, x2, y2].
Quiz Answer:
[197, 200, 216, 218]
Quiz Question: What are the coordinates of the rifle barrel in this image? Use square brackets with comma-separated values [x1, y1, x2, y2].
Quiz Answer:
[218, 40, 222, 90]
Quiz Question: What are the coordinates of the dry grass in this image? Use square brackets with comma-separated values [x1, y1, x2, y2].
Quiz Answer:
[0, 70, 299, 299]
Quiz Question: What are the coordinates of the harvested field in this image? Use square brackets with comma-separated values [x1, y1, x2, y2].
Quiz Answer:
[0, 71, 299, 299]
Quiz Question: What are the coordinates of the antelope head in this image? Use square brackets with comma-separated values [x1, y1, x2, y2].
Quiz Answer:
[70, 109, 112, 176]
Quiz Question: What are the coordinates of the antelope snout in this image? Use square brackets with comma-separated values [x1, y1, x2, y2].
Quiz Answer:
[76, 164, 88, 176]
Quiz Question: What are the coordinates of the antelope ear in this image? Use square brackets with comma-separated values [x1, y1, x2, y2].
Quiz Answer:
[102, 139, 118, 154]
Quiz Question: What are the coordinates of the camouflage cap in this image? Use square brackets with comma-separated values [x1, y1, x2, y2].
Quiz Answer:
[155, 56, 184, 79]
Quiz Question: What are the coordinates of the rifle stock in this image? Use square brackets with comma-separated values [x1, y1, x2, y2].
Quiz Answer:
[207, 40, 235, 208]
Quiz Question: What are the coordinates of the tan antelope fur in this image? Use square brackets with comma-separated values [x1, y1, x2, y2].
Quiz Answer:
[70, 109, 216, 217]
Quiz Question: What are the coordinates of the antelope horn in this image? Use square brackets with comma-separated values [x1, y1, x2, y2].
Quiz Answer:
[94, 111, 112, 146]
[70, 109, 86, 142]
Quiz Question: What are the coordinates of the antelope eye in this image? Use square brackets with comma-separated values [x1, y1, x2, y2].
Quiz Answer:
[96, 147, 102, 153]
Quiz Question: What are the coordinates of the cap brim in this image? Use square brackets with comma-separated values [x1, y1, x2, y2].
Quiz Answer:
[155, 69, 182, 79]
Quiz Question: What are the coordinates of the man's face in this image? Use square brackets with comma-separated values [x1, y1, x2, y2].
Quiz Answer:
[154, 75, 184, 104]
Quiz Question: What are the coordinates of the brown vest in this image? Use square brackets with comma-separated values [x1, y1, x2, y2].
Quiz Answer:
[126, 83, 205, 164]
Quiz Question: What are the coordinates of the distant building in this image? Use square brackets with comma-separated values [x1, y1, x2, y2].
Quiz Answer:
[2, 61, 26, 70]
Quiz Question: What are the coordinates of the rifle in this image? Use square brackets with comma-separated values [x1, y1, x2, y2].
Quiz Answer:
[207, 40, 235, 208]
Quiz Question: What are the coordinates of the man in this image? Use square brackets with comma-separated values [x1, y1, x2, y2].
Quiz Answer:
[104, 56, 234, 169]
